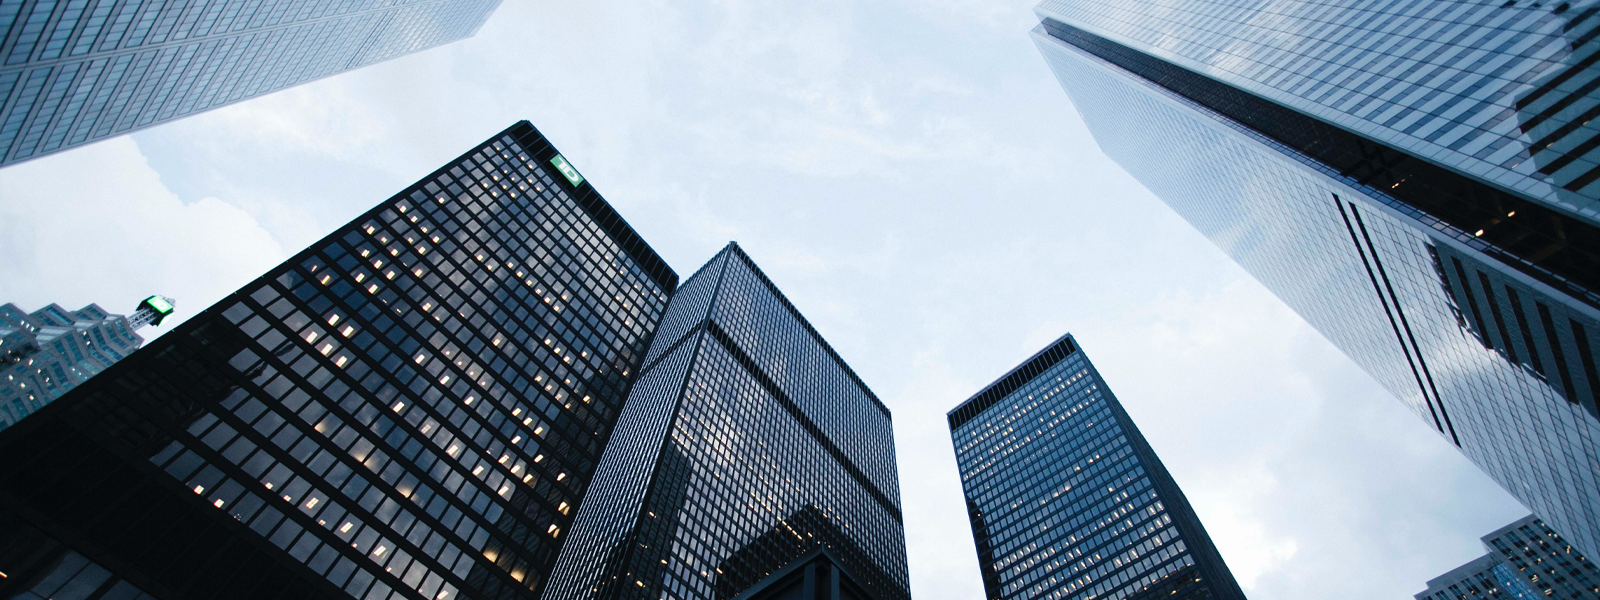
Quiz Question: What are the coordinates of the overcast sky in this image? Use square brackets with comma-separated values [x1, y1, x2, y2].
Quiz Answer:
[0, 0, 1534, 597]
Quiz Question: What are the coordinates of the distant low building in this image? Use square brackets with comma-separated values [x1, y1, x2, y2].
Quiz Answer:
[0, 295, 172, 429]
[1417, 515, 1600, 600]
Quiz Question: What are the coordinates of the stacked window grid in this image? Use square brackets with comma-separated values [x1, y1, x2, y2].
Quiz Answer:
[0, 120, 675, 600]
[0, 0, 502, 166]
[1030, 10, 1600, 561]
[1035, 0, 1600, 221]
[1484, 517, 1600, 598]
[544, 245, 911, 600]
[950, 335, 1243, 600]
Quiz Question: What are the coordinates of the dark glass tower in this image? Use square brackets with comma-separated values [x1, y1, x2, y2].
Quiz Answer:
[948, 334, 1243, 600]
[0, 0, 501, 167]
[1031, 0, 1600, 558]
[0, 120, 677, 600]
[541, 243, 910, 600]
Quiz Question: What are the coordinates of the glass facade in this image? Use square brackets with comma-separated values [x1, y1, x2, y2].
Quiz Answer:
[1414, 555, 1533, 600]
[0, 0, 501, 167]
[948, 334, 1243, 600]
[1032, 0, 1600, 560]
[542, 243, 909, 600]
[1, 300, 154, 430]
[1033, 0, 1600, 223]
[0, 120, 678, 600]
[1417, 514, 1600, 600]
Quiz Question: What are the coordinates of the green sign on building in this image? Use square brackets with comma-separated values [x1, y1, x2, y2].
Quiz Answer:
[550, 154, 585, 187]
[140, 295, 175, 325]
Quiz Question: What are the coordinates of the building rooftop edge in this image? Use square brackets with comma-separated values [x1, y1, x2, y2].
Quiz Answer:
[720, 242, 893, 420]
[507, 120, 681, 294]
[946, 332, 1079, 430]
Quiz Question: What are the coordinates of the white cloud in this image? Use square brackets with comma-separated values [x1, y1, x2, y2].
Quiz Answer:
[0, 137, 286, 336]
[1189, 465, 1301, 588]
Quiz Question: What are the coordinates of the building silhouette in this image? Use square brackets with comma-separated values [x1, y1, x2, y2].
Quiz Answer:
[1031, 0, 1600, 558]
[0, 120, 676, 600]
[0, 0, 501, 167]
[543, 243, 910, 600]
[949, 334, 1243, 600]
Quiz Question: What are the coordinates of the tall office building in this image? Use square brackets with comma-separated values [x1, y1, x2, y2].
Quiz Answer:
[0, 120, 678, 600]
[1031, 0, 1600, 558]
[543, 243, 910, 600]
[948, 334, 1243, 600]
[1, 295, 172, 430]
[1417, 514, 1600, 600]
[0, 0, 501, 167]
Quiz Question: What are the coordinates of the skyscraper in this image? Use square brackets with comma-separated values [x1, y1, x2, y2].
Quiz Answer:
[0, 0, 501, 167]
[0, 120, 678, 600]
[1031, 0, 1600, 558]
[1416, 514, 1600, 600]
[542, 243, 910, 600]
[1, 294, 172, 430]
[948, 334, 1243, 600]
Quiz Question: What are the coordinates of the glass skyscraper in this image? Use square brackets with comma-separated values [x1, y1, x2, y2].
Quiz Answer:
[0, 0, 501, 167]
[1417, 514, 1600, 600]
[1, 295, 172, 430]
[1031, 0, 1600, 559]
[0, 120, 678, 600]
[542, 243, 910, 600]
[948, 334, 1243, 600]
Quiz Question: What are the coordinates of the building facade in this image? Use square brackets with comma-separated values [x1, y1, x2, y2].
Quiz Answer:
[1417, 514, 1600, 600]
[1031, 0, 1600, 558]
[948, 334, 1244, 600]
[1415, 555, 1538, 600]
[542, 243, 910, 600]
[0, 120, 678, 600]
[1, 295, 172, 430]
[0, 0, 501, 167]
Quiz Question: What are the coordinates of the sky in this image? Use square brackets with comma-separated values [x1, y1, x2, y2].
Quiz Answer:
[0, 0, 1535, 598]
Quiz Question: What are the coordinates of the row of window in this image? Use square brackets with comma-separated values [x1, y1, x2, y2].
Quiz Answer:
[133, 135, 667, 599]
[0, 0, 492, 163]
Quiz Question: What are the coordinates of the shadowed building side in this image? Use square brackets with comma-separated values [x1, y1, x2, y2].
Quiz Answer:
[0, 120, 677, 600]
[542, 244, 910, 600]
